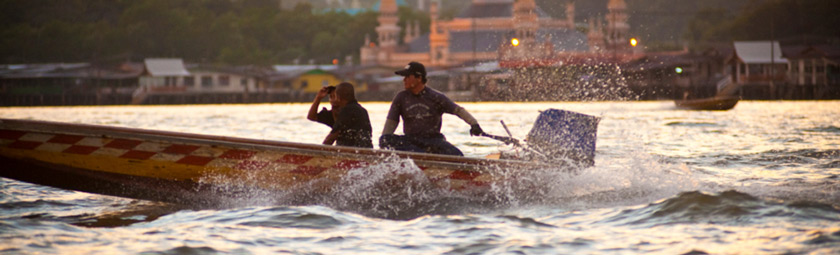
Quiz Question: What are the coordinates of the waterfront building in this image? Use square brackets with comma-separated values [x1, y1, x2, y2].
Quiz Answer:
[0, 62, 142, 106]
[729, 41, 788, 85]
[783, 44, 840, 86]
[135, 59, 267, 104]
[361, 0, 594, 68]
[271, 65, 344, 94]
[139, 59, 191, 93]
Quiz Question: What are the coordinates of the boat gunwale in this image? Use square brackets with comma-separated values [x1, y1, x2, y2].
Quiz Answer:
[0, 118, 556, 171]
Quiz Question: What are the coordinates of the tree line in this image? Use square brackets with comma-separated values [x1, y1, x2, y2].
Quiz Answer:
[1, 0, 837, 65]
[0, 0, 429, 65]
[684, 0, 840, 46]
[538, 0, 837, 49]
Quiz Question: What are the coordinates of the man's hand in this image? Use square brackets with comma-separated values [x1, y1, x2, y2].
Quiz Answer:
[316, 87, 330, 100]
[470, 124, 483, 136]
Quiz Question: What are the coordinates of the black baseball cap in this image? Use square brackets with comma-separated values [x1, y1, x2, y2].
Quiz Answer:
[395, 62, 426, 77]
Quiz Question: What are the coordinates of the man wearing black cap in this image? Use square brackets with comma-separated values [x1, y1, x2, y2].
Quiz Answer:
[379, 61, 484, 156]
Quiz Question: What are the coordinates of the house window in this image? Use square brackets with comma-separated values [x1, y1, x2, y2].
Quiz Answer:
[201, 76, 213, 87]
[301, 80, 308, 89]
[240, 78, 248, 86]
[322, 80, 329, 87]
[165, 77, 175, 87]
[283, 81, 292, 88]
[219, 75, 229, 86]
[184, 76, 195, 86]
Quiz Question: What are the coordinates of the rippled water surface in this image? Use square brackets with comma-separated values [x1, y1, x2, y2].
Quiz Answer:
[1, 101, 839, 254]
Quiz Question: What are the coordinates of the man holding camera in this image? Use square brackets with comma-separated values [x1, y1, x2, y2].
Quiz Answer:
[307, 82, 372, 148]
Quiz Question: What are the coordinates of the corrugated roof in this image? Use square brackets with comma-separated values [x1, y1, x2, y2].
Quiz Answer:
[406, 35, 431, 53]
[734, 41, 787, 64]
[782, 44, 840, 62]
[273, 65, 338, 73]
[448, 30, 513, 53]
[0, 62, 143, 79]
[143, 58, 190, 76]
[0, 63, 89, 78]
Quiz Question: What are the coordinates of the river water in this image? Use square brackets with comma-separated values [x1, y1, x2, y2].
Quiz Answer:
[1, 101, 838, 254]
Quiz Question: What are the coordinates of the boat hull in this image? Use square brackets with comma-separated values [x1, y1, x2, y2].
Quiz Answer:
[1, 155, 222, 205]
[0, 118, 561, 206]
[675, 96, 739, 110]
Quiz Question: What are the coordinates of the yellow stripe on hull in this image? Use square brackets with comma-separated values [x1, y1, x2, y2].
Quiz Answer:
[0, 147, 344, 191]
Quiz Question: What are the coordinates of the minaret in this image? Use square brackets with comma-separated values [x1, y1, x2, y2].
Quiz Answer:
[605, 0, 630, 52]
[404, 21, 415, 43]
[587, 19, 605, 52]
[375, 0, 401, 50]
[513, 0, 538, 45]
[428, 1, 449, 66]
[414, 20, 421, 39]
[565, 0, 575, 27]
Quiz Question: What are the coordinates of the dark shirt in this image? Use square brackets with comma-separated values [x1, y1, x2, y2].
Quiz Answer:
[386, 87, 458, 137]
[315, 107, 334, 128]
[332, 100, 373, 148]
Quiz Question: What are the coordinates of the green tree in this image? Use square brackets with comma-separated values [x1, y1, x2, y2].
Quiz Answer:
[686, 0, 840, 43]
[684, 8, 732, 45]
[0, 0, 392, 65]
[116, 0, 191, 57]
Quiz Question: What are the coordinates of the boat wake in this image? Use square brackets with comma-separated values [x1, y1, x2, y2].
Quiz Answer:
[194, 150, 702, 219]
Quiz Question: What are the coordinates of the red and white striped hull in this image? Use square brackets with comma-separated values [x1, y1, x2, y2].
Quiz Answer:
[0, 118, 558, 206]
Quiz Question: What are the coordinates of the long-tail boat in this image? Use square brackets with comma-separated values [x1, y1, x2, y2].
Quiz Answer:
[0, 109, 599, 207]
[675, 96, 740, 111]
[674, 75, 741, 111]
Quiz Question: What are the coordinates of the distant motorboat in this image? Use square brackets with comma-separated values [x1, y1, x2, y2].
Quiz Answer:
[675, 75, 740, 111]
[675, 96, 739, 111]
